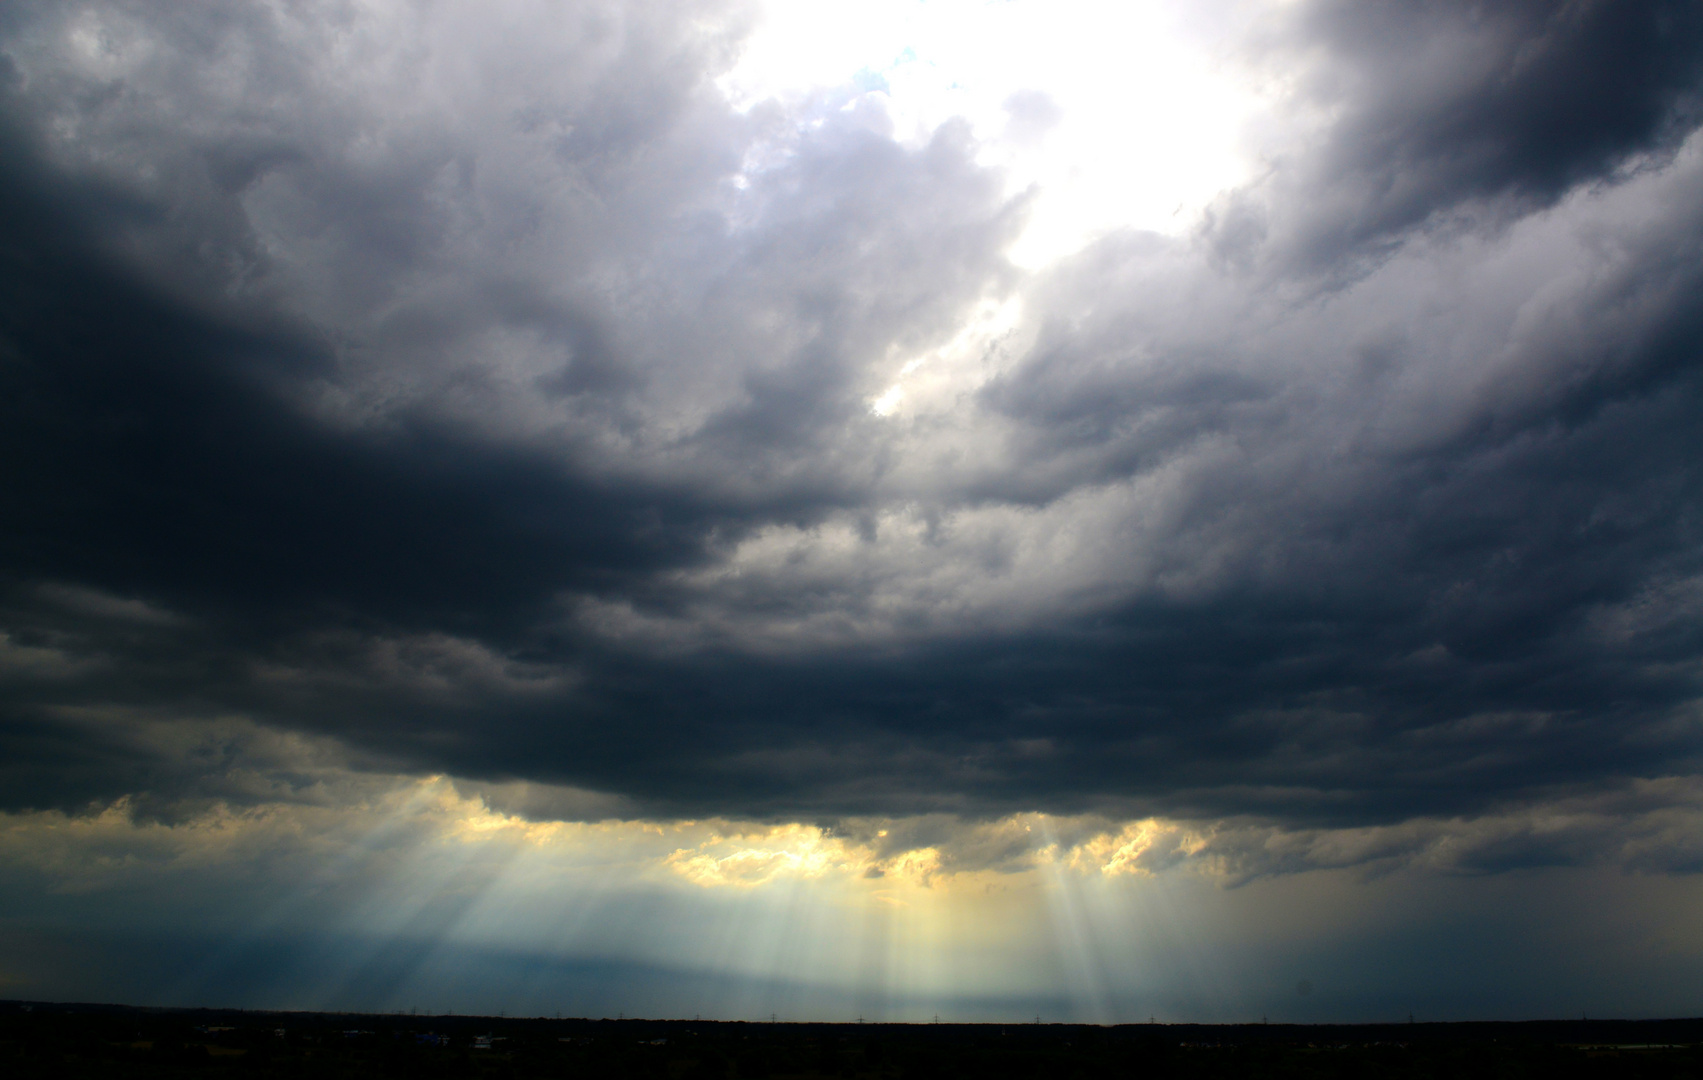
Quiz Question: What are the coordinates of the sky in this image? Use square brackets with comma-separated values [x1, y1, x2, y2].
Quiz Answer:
[2, 0, 1703, 1023]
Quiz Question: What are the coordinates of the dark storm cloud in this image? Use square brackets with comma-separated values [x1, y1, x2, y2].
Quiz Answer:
[1223, 0, 1703, 268]
[1, 0, 1702, 851]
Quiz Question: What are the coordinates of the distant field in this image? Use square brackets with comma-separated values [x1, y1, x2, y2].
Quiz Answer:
[4, 1001, 1702, 1078]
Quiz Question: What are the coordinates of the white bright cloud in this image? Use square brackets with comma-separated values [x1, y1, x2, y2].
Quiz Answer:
[723, 0, 1269, 266]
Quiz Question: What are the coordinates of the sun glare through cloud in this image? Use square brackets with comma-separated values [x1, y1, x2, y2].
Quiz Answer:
[723, 0, 1266, 267]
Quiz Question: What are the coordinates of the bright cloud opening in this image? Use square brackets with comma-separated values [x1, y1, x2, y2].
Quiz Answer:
[723, 0, 1268, 266]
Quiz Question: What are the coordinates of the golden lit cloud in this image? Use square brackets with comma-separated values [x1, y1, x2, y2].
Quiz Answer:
[666, 824, 859, 887]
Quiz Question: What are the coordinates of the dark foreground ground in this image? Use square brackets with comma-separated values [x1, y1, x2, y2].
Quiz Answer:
[3, 1001, 1700, 1079]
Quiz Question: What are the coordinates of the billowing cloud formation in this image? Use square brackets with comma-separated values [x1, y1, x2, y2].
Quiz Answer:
[3, 0, 1703, 985]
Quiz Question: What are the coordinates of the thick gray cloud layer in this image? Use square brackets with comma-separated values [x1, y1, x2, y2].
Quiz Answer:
[2, 0, 1703, 847]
